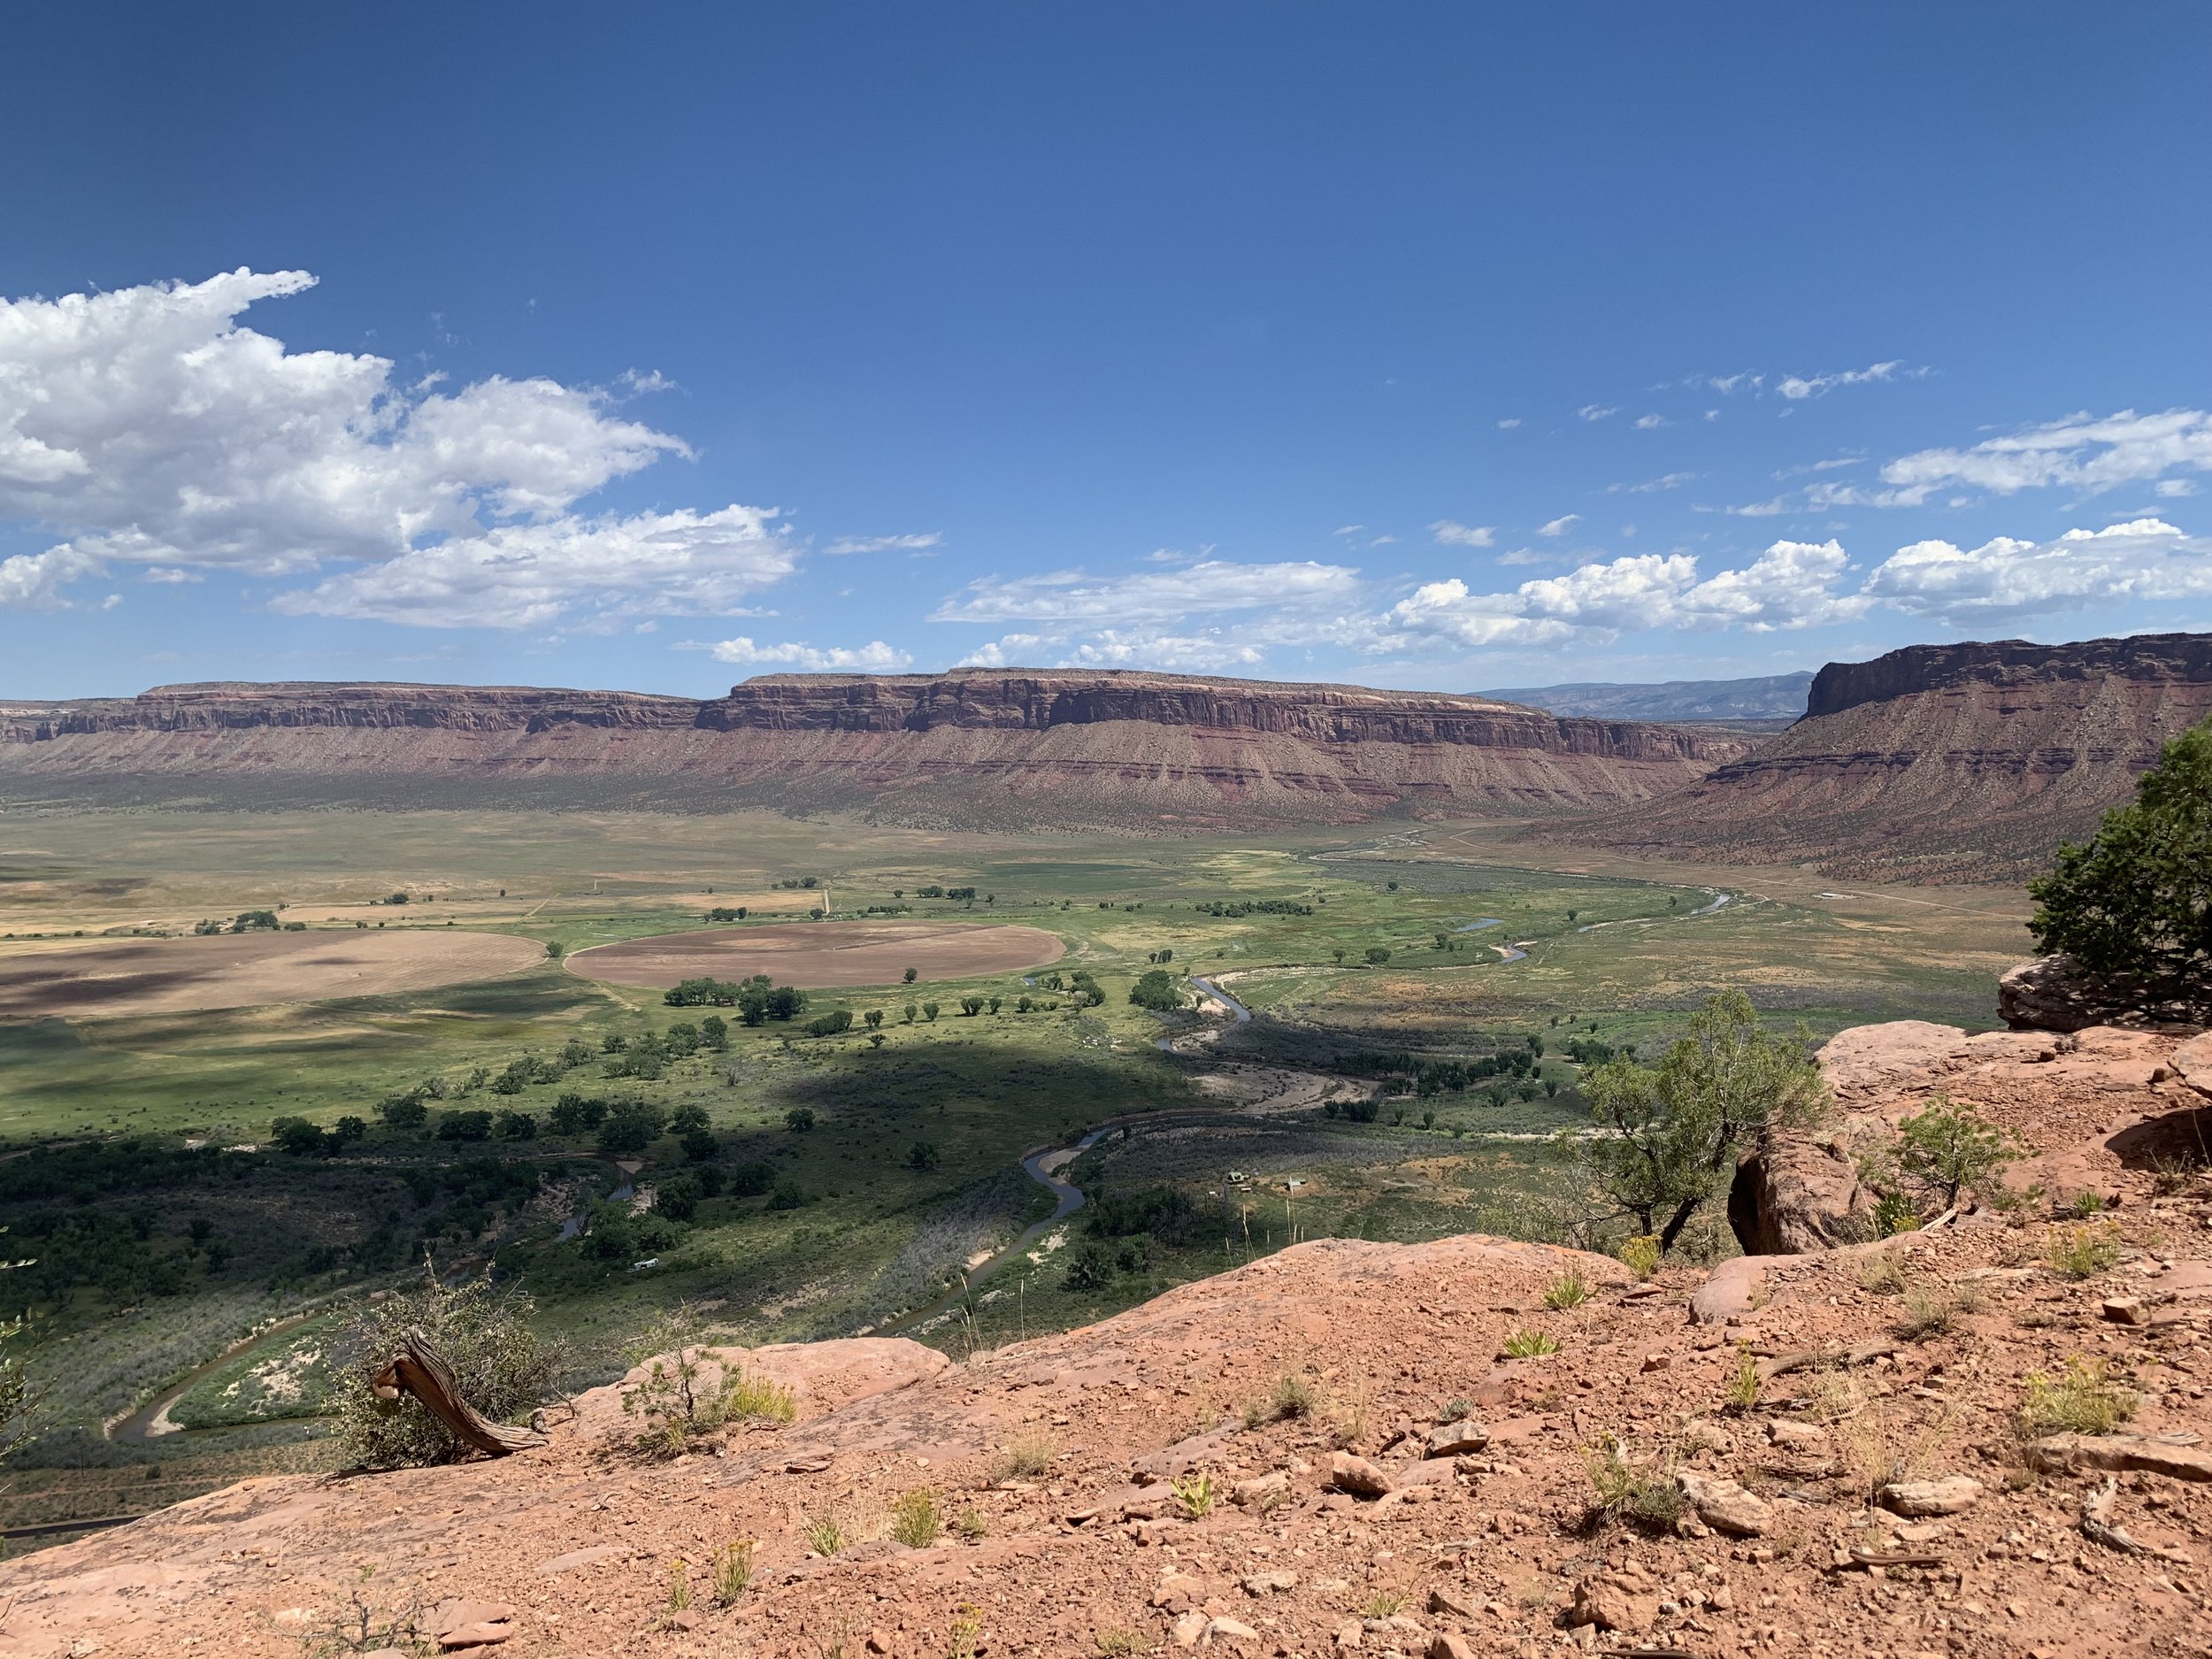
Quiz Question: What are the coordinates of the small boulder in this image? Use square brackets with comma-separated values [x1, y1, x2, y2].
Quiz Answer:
[1428, 1636, 1479, 1659]
[428, 1601, 513, 1640]
[436, 1624, 513, 1650]
[1241, 1571, 1297, 1597]
[1231, 1471, 1289, 1507]
[1427, 1586, 1480, 1618]
[2000, 955, 2145, 1033]
[1171, 1611, 1207, 1647]
[1567, 1573, 1659, 1634]
[1328, 1451, 1394, 1498]
[1152, 1572, 1207, 1613]
[1203, 1616, 1261, 1643]
[1675, 1470, 1773, 1537]
[1689, 1256, 1773, 1323]
[1878, 1475, 1983, 1517]
[1425, 1421, 1489, 1457]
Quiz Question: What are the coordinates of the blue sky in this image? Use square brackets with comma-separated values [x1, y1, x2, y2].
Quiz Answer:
[3, 3, 2208, 698]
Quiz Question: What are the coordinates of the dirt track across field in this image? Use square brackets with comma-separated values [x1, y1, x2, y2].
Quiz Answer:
[565, 919, 1065, 990]
[0, 930, 547, 1021]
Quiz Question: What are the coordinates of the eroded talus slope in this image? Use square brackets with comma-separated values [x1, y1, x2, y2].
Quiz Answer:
[0, 671, 1751, 826]
[1559, 632, 2212, 882]
[9, 1048, 2208, 1659]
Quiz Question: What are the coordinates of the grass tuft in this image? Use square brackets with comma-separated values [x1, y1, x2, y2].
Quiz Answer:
[995, 1430, 1055, 1480]
[2047, 1222, 2120, 1280]
[1169, 1472, 1216, 1519]
[1584, 1435, 1681, 1529]
[804, 1509, 847, 1557]
[710, 1540, 754, 1605]
[1542, 1267, 1593, 1310]
[1502, 1327, 1559, 1359]
[2019, 1356, 2136, 1439]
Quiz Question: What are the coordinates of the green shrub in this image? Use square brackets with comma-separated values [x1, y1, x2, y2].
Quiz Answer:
[1860, 1094, 2023, 1217]
[331, 1268, 555, 1469]
[1618, 1233, 1662, 1279]
[1502, 1328, 1559, 1359]
[890, 1487, 941, 1547]
[2019, 1356, 2136, 1438]
[1170, 1472, 1216, 1518]
[2030, 717, 2212, 1017]
[1129, 969, 1184, 1011]
[2047, 1221, 2121, 1280]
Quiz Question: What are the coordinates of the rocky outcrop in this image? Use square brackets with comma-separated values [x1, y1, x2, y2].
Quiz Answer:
[2001, 953, 2207, 1033]
[1726, 1133, 1876, 1255]
[1555, 630, 2212, 883]
[1731, 1015, 2204, 1253]
[0, 671, 1754, 827]
[10, 1211, 2209, 1659]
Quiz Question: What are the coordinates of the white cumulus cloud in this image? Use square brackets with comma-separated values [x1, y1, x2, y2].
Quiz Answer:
[1536, 514, 1582, 538]
[1777, 360, 1908, 400]
[1862, 518, 2212, 623]
[930, 557, 1362, 625]
[826, 532, 941, 556]
[1429, 519, 1495, 548]
[1864, 408, 2212, 505]
[0, 269, 797, 624]
[708, 635, 914, 672]
[273, 504, 796, 629]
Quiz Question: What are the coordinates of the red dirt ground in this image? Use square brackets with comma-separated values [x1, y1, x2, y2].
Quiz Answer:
[564, 919, 1066, 991]
[0, 929, 547, 1021]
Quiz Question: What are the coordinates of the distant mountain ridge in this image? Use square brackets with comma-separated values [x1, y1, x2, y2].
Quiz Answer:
[1558, 631, 2212, 882]
[1479, 672, 1813, 723]
[0, 669, 1752, 828]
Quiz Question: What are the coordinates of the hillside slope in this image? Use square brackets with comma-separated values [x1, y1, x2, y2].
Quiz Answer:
[1556, 632, 2212, 882]
[0, 671, 1752, 827]
[4, 1023, 2207, 1659]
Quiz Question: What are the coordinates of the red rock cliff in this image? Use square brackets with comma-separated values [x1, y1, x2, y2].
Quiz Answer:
[1561, 630, 2212, 882]
[0, 669, 1749, 827]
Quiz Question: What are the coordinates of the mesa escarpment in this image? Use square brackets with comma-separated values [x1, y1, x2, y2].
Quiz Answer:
[0, 671, 1753, 826]
[1558, 631, 2212, 883]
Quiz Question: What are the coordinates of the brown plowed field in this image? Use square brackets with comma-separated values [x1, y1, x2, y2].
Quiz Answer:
[565, 920, 1065, 990]
[0, 930, 547, 1021]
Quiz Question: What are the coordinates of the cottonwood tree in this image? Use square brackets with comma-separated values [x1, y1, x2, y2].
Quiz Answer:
[2031, 716, 2212, 1016]
[1567, 988, 1827, 1253]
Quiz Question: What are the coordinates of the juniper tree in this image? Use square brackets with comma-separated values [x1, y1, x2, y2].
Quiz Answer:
[2031, 717, 2212, 1015]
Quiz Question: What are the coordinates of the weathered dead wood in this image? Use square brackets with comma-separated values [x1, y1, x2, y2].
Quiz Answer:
[371, 1329, 547, 1457]
[1839, 1548, 1945, 1570]
[2079, 1477, 2193, 1563]
[1756, 1338, 1897, 1384]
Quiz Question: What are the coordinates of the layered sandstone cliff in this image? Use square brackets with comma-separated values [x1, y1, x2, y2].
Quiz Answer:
[0, 670, 1752, 826]
[1559, 631, 2212, 882]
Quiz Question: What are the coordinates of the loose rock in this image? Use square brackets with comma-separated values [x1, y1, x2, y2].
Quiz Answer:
[1878, 1475, 1985, 1517]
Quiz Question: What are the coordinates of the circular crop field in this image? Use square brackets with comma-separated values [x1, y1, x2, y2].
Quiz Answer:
[0, 930, 547, 1021]
[565, 920, 1065, 990]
